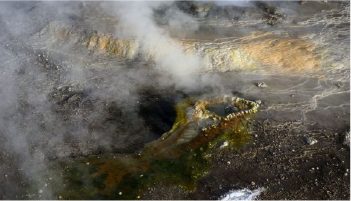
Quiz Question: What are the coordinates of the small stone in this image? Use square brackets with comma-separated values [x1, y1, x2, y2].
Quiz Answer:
[304, 136, 318, 145]
[58, 195, 63, 199]
[38, 189, 43, 194]
[140, 174, 144, 178]
[251, 181, 255, 186]
[335, 82, 343, 88]
[86, 162, 90, 165]
[227, 161, 231, 165]
[118, 192, 122, 196]
[137, 195, 141, 199]
[343, 131, 349, 147]
[220, 141, 229, 149]
[256, 82, 268, 88]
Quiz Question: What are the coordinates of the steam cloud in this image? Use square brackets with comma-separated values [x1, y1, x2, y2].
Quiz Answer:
[0, 1, 212, 199]
[0, 0, 275, 198]
[214, 0, 252, 7]
[102, 1, 203, 89]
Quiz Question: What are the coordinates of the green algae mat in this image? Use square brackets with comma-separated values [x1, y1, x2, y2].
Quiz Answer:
[46, 95, 260, 199]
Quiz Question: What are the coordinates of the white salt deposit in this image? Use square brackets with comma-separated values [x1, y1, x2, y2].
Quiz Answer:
[220, 188, 264, 200]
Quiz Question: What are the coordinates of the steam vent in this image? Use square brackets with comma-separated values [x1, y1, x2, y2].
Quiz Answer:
[0, 1, 349, 200]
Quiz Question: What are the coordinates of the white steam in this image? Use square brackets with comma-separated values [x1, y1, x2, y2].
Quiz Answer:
[213, 0, 253, 7]
[0, 1, 224, 199]
[103, 2, 203, 89]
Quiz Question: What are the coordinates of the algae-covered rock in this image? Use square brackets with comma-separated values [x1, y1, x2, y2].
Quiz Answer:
[48, 95, 260, 199]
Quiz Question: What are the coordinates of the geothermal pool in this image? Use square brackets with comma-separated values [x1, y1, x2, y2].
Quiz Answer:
[0, 1, 349, 200]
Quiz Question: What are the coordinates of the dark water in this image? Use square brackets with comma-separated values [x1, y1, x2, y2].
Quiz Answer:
[207, 103, 239, 117]
[138, 90, 182, 138]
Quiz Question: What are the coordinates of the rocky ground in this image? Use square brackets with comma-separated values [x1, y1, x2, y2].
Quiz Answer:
[194, 120, 349, 200]
[133, 72, 350, 200]
[0, 1, 349, 200]
[142, 120, 350, 200]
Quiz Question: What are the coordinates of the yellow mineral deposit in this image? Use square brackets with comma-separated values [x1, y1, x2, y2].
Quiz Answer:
[48, 24, 320, 74]
[184, 32, 320, 72]
[237, 33, 320, 71]
[84, 33, 139, 59]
